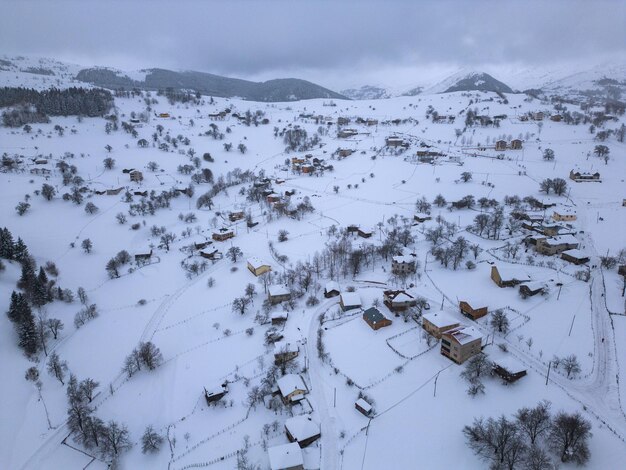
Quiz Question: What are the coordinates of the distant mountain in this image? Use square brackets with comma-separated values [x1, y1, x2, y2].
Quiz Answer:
[442, 72, 513, 94]
[401, 86, 423, 97]
[75, 67, 347, 102]
[341, 85, 391, 100]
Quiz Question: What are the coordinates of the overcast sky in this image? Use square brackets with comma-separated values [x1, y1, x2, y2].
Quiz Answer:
[1, 0, 625, 91]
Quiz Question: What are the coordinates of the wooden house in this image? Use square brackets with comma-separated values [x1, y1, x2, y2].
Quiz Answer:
[459, 301, 488, 320]
[550, 115, 562, 122]
[268, 443, 304, 470]
[105, 187, 124, 196]
[490, 265, 530, 288]
[194, 240, 212, 250]
[413, 213, 432, 223]
[495, 140, 507, 151]
[385, 136, 408, 148]
[355, 398, 373, 416]
[134, 249, 153, 265]
[519, 282, 546, 298]
[362, 307, 392, 331]
[337, 117, 351, 125]
[247, 257, 271, 276]
[199, 249, 222, 261]
[271, 312, 288, 325]
[357, 228, 374, 239]
[212, 228, 235, 241]
[440, 326, 482, 364]
[266, 193, 281, 203]
[276, 374, 307, 403]
[510, 139, 523, 150]
[324, 281, 340, 298]
[158, 112, 170, 118]
[561, 249, 590, 265]
[204, 383, 228, 405]
[285, 415, 320, 448]
[134, 190, 148, 197]
[491, 360, 527, 384]
[337, 128, 358, 138]
[339, 292, 361, 311]
[422, 312, 460, 339]
[274, 341, 299, 365]
[268, 286, 291, 305]
[337, 148, 355, 158]
[383, 290, 417, 312]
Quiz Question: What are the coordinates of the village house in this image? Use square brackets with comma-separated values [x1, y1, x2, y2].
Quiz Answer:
[441, 326, 483, 364]
[274, 341, 299, 365]
[337, 117, 351, 125]
[247, 257, 272, 277]
[339, 292, 362, 311]
[459, 301, 488, 320]
[285, 415, 321, 448]
[134, 190, 148, 197]
[421, 311, 460, 339]
[519, 282, 547, 298]
[268, 285, 291, 305]
[491, 359, 527, 384]
[267, 192, 281, 203]
[268, 442, 304, 470]
[531, 112, 544, 121]
[157, 112, 170, 118]
[552, 209, 577, 222]
[535, 234, 579, 255]
[391, 255, 416, 275]
[495, 140, 507, 151]
[212, 228, 235, 241]
[383, 290, 417, 312]
[491, 265, 531, 288]
[229, 211, 245, 222]
[366, 118, 378, 126]
[199, 249, 222, 261]
[550, 114, 562, 122]
[385, 136, 408, 148]
[355, 398, 373, 416]
[569, 169, 601, 182]
[134, 249, 153, 265]
[129, 170, 143, 183]
[276, 374, 307, 403]
[204, 383, 228, 405]
[338, 128, 358, 138]
[413, 213, 432, 223]
[510, 139, 523, 150]
[324, 281, 340, 298]
[357, 227, 374, 239]
[362, 307, 392, 330]
[337, 148, 355, 158]
[193, 240, 212, 250]
[561, 249, 590, 265]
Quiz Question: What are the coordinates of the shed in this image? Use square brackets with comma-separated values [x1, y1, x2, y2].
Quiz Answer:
[561, 249, 590, 265]
[277, 374, 307, 403]
[204, 383, 228, 405]
[422, 312, 460, 339]
[269, 286, 291, 305]
[324, 281, 340, 298]
[519, 282, 546, 298]
[355, 398, 372, 416]
[339, 292, 362, 311]
[490, 265, 530, 288]
[459, 301, 488, 320]
[247, 257, 272, 276]
[491, 359, 527, 384]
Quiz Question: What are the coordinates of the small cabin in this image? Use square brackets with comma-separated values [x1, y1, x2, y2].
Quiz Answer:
[510, 139, 523, 150]
[204, 383, 228, 405]
[229, 211, 245, 222]
[362, 307, 392, 331]
[561, 249, 590, 265]
[212, 229, 235, 241]
[324, 281, 340, 298]
[355, 398, 373, 416]
[491, 361, 527, 384]
[459, 301, 488, 320]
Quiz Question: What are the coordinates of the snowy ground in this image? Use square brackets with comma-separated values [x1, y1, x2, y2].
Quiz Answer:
[1, 58, 626, 469]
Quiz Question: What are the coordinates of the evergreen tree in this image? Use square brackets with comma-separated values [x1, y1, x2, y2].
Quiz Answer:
[0, 227, 15, 259]
[18, 310, 38, 356]
[13, 237, 29, 262]
[32, 267, 51, 307]
[17, 257, 37, 297]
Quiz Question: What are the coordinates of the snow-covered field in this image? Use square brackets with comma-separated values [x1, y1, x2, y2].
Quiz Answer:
[1, 57, 625, 470]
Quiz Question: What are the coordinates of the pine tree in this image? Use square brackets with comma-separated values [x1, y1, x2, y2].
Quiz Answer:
[18, 257, 37, 295]
[13, 237, 29, 262]
[32, 267, 51, 307]
[0, 227, 15, 259]
[18, 310, 39, 356]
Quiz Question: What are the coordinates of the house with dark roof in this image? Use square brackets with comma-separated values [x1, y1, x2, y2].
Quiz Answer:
[362, 307, 392, 330]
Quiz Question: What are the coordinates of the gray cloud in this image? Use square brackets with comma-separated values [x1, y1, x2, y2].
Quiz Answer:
[1, 0, 624, 89]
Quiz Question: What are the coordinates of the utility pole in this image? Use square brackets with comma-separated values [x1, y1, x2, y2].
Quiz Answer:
[556, 283, 563, 300]
[568, 315, 576, 337]
[433, 370, 441, 397]
[545, 361, 551, 385]
[334, 388, 336, 408]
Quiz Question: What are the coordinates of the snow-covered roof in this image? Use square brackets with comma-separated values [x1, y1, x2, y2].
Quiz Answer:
[247, 257, 270, 270]
[493, 265, 531, 282]
[561, 249, 588, 259]
[268, 442, 303, 470]
[521, 281, 546, 292]
[392, 255, 415, 264]
[277, 374, 306, 397]
[269, 285, 290, 297]
[446, 326, 482, 345]
[543, 234, 578, 246]
[325, 281, 340, 293]
[285, 415, 320, 441]
[422, 311, 460, 329]
[493, 356, 525, 374]
[340, 292, 361, 307]
[389, 291, 414, 303]
[355, 398, 372, 413]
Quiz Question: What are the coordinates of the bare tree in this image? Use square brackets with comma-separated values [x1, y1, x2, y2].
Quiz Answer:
[547, 412, 591, 465]
[490, 309, 510, 334]
[515, 400, 552, 445]
[141, 426, 164, 454]
[100, 420, 132, 458]
[562, 354, 581, 378]
[47, 352, 68, 384]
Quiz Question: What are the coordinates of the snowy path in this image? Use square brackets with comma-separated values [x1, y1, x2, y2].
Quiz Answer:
[305, 299, 340, 470]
